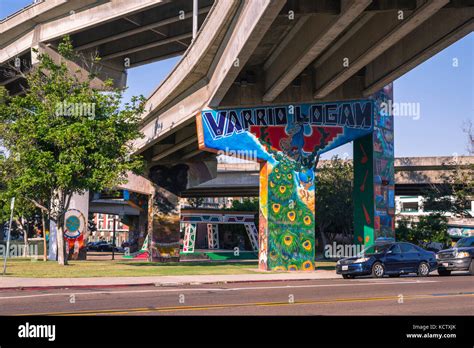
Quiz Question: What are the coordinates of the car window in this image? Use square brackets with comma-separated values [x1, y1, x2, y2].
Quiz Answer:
[400, 243, 417, 253]
[361, 244, 391, 255]
[390, 244, 401, 253]
[455, 237, 474, 248]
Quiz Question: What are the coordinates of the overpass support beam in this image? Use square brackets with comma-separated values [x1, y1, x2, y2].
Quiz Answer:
[263, 0, 371, 102]
[353, 85, 395, 246]
[197, 99, 378, 271]
[147, 160, 217, 260]
[31, 43, 126, 89]
[313, 0, 449, 99]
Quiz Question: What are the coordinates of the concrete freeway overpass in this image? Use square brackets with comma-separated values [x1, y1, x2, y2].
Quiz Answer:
[2, 0, 473, 164]
[1, 0, 213, 94]
[131, 0, 473, 171]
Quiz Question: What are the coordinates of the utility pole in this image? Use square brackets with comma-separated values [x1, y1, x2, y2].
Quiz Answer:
[112, 215, 116, 261]
[2, 197, 15, 276]
[42, 211, 47, 261]
[192, 0, 198, 40]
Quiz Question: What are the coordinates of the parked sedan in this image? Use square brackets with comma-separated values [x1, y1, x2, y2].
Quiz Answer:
[336, 242, 437, 279]
[436, 236, 474, 276]
[86, 241, 107, 251]
[87, 241, 119, 252]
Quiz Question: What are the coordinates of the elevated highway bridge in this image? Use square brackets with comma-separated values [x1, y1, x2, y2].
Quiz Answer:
[180, 156, 474, 197]
[2, 0, 473, 164]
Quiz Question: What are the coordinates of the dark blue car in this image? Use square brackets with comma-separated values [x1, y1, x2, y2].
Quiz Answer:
[336, 242, 437, 279]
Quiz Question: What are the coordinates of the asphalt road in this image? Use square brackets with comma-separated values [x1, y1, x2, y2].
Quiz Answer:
[0, 274, 472, 316]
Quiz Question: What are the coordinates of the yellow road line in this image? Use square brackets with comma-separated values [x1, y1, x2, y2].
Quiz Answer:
[15, 293, 474, 316]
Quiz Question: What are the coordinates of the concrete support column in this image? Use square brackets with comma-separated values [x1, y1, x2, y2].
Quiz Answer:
[149, 187, 181, 261]
[49, 191, 89, 261]
[258, 161, 315, 271]
[198, 100, 375, 271]
[353, 85, 395, 246]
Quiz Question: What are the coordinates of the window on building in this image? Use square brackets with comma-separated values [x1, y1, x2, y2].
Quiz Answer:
[97, 214, 105, 230]
[107, 215, 114, 230]
[401, 201, 418, 212]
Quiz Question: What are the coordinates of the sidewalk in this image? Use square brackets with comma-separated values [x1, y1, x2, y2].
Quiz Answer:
[0, 270, 339, 290]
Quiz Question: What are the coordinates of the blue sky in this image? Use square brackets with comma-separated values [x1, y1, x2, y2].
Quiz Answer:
[2, 1, 473, 158]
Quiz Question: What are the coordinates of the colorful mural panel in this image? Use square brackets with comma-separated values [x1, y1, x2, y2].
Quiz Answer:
[373, 85, 395, 239]
[353, 134, 375, 246]
[149, 185, 181, 262]
[197, 100, 376, 271]
[354, 85, 395, 246]
[64, 209, 86, 260]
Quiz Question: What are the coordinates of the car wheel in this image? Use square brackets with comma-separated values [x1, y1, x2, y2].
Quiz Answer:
[417, 262, 430, 277]
[342, 274, 353, 279]
[389, 274, 400, 278]
[371, 262, 385, 278]
[469, 260, 474, 275]
[438, 269, 451, 276]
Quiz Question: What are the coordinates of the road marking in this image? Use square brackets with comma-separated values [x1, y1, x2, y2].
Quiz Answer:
[0, 280, 438, 301]
[16, 292, 474, 316]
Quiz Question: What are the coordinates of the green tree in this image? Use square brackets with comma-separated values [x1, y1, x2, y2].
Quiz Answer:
[0, 37, 145, 265]
[396, 215, 450, 246]
[315, 156, 353, 251]
[399, 158, 473, 248]
[187, 197, 204, 208]
[229, 198, 259, 211]
[0, 194, 39, 256]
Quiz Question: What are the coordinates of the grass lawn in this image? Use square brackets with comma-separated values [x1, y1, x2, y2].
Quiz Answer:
[3, 259, 336, 278]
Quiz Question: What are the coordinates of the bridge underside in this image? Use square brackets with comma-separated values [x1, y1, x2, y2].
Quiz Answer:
[130, 1, 472, 270]
[135, 0, 473, 171]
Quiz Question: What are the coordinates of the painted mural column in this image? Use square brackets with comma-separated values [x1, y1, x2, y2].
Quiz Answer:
[147, 161, 217, 261]
[353, 84, 395, 247]
[258, 157, 315, 271]
[148, 165, 185, 262]
[48, 192, 89, 261]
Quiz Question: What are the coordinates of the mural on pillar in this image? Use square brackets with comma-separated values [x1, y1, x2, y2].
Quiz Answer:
[354, 85, 395, 246]
[148, 165, 187, 262]
[64, 209, 86, 260]
[148, 161, 217, 261]
[197, 100, 375, 271]
[373, 85, 395, 239]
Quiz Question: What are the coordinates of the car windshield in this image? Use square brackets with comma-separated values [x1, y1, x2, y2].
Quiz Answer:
[455, 237, 474, 248]
[359, 244, 391, 256]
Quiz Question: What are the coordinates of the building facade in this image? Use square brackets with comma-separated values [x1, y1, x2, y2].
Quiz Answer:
[90, 214, 129, 246]
[396, 196, 474, 239]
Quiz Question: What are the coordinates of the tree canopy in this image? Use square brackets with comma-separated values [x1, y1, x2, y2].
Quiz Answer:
[315, 156, 354, 250]
[0, 36, 145, 264]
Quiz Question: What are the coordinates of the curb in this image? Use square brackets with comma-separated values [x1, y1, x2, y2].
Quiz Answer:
[0, 276, 339, 291]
